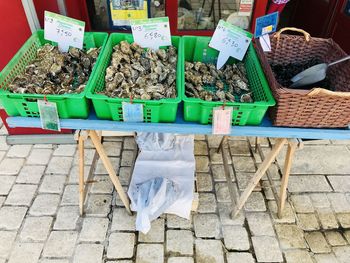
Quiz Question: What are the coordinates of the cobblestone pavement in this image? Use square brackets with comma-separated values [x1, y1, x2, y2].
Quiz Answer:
[1, 118, 350, 263]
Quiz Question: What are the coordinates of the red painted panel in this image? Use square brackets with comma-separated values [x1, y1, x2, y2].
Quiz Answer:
[0, 1, 71, 135]
[251, 0, 269, 34]
[33, 0, 60, 28]
[0, 0, 32, 71]
[327, 0, 350, 53]
[288, 0, 338, 37]
[65, 0, 92, 31]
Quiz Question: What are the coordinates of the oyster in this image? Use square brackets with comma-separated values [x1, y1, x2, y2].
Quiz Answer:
[100, 41, 177, 100]
[7, 44, 100, 95]
[185, 61, 253, 103]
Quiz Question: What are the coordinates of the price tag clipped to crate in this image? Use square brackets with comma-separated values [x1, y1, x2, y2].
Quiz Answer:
[131, 17, 171, 50]
[44, 11, 85, 52]
[38, 100, 61, 131]
[212, 106, 233, 135]
[209, 20, 253, 69]
[122, 102, 144, 122]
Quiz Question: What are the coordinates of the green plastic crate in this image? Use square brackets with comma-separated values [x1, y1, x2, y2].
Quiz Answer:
[0, 30, 108, 119]
[182, 36, 275, 125]
[86, 33, 182, 123]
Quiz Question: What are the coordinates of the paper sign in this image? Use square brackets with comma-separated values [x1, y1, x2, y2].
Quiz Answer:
[122, 102, 144, 122]
[44, 11, 85, 52]
[38, 100, 61, 131]
[109, 0, 148, 27]
[259, 34, 271, 52]
[209, 20, 253, 69]
[238, 0, 253, 16]
[212, 106, 233, 135]
[131, 17, 171, 50]
[254, 12, 279, 38]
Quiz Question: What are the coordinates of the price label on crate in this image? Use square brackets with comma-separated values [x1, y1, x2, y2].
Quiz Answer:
[44, 11, 85, 52]
[212, 106, 233, 135]
[122, 102, 144, 122]
[131, 17, 171, 50]
[38, 100, 61, 131]
[209, 20, 253, 69]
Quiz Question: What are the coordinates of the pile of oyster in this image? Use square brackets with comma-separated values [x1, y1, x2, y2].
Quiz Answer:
[100, 41, 177, 100]
[185, 61, 253, 103]
[8, 44, 100, 95]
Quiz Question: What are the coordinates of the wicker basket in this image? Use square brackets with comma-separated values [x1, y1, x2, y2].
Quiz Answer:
[255, 27, 350, 128]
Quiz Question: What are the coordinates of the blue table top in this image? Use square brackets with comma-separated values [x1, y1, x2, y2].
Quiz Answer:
[7, 109, 350, 140]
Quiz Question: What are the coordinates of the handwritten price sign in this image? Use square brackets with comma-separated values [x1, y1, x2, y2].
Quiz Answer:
[44, 11, 85, 52]
[222, 37, 240, 48]
[212, 106, 233, 135]
[209, 20, 253, 69]
[131, 17, 171, 50]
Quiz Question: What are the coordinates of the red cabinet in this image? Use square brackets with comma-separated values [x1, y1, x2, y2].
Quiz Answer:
[286, 0, 350, 53]
[0, 1, 71, 135]
[326, 0, 350, 53]
[0, 0, 32, 71]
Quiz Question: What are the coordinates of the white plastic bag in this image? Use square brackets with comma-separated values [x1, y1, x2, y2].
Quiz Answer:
[132, 177, 179, 233]
[128, 133, 195, 233]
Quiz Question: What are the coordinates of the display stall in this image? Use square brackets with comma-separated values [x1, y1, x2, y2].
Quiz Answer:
[2, 1, 350, 224]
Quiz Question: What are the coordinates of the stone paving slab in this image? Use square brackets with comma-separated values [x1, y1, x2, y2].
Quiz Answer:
[0, 131, 349, 262]
[42, 231, 78, 258]
[53, 206, 79, 230]
[276, 145, 350, 174]
[20, 216, 53, 242]
[7, 242, 43, 263]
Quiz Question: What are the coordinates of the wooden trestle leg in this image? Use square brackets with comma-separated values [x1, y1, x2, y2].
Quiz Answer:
[277, 140, 298, 218]
[89, 130, 132, 215]
[232, 138, 287, 217]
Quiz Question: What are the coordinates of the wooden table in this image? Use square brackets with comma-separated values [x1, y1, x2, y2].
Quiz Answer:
[7, 110, 350, 218]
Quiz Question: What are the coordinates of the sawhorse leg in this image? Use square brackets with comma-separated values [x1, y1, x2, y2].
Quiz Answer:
[78, 130, 100, 216]
[77, 130, 132, 216]
[277, 139, 298, 218]
[78, 135, 85, 215]
[89, 130, 132, 215]
[217, 136, 238, 210]
[232, 138, 287, 217]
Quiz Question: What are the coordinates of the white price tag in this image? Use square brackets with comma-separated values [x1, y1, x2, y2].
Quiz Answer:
[259, 34, 271, 52]
[209, 20, 253, 69]
[131, 17, 171, 50]
[38, 100, 61, 131]
[122, 102, 144, 122]
[212, 106, 233, 135]
[44, 11, 85, 52]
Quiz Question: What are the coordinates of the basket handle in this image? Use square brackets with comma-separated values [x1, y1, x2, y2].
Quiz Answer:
[307, 88, 350, 98]
[274, 27, 311, 42]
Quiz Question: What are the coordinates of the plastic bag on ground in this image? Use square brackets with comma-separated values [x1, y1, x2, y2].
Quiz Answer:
[132, 177, 179, 233]
[128, 133, 195, 233]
